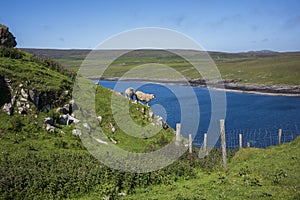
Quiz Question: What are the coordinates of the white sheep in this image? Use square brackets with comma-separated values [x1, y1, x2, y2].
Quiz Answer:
[135, 91, 156, 106]
[125, 87, 136, 100]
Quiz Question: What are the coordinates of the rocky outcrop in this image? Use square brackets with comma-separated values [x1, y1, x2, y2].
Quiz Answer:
[56, 100, 78, 115]
[2, 103, 13, 115]
[224, 83, 300, 95]
[44, 117, 54, 126]
[18, 84, 70, 111]
[0, 25, 17, 48]
[58, 114, 80, 125]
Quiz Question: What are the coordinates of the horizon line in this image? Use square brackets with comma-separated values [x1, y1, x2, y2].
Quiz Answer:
[19, 47, 300, 54]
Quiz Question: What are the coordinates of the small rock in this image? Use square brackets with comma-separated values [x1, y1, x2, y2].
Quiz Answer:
[94, 137, 108, 145]
[58, 114, 68, 125]
[18, 107, 27, 115]
[46, 124, 55, 133]
[56, 107, 69, 114]
[69, 99, 78, 112]
[118, 192, 126, 196]
[28, 88, 38, 106]
[162, 121, 169, 130]
[110, 122, 116, 133]
[97, 116, 102, 123]
[69, 115, 80, 124]
[11, 96, 16, 105]
[20, 97, 27, 102]
[58, 114, 80, 125]
[44, 117, 54, 125]
[21, 88, 28, 99]
[72, 129, 82, 136]
[83, 123, 91, 133]
[110, 137, 117, 144]
[149, 111, 154, 119]
[2, 103, 13, 115]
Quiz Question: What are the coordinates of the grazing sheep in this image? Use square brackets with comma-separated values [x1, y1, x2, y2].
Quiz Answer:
[135, 91, 156, 106]
[125, 87, 136, 100]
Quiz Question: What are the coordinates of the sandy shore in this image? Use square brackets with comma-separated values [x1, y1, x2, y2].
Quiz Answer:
[94, 77, 300, 97]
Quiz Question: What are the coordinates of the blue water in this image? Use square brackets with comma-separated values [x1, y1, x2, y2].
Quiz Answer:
[98, 80, 300, 148]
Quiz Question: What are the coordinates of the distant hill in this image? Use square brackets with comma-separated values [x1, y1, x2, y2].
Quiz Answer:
[22, 48, 300, 86]
[22, 48, 296, 61]
[247, 49, 277, 53]
[22, 48, 91, 59]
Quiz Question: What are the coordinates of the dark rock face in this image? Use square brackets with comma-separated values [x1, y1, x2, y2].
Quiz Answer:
[0, 74, 12, 107]
[0, 25, 17, 48]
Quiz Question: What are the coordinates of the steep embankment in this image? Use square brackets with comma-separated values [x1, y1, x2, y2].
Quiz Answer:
[0, 46, 180, 199]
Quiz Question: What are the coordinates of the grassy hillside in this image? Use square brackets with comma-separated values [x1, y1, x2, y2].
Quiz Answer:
[0, 47, 74, 90]
[124, 136, 300, 200]
[0, 47, 187, 199]
[23, 48, 300, 85]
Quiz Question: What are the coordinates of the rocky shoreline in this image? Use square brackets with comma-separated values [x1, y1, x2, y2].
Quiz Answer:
[189, 79, 300, 97]
[96, 77, 300, 97]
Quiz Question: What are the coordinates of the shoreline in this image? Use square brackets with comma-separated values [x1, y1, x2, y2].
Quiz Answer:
[92, 77, 300, 97]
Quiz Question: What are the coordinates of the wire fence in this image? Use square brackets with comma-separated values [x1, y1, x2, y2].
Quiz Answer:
[192, 122, 300, 149]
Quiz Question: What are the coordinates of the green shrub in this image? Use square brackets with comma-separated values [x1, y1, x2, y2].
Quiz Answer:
[9, 115, 23, 132]
[0, 47, 24, 59]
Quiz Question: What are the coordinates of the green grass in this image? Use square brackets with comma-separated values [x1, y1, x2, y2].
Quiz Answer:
[24, 49, 300, 85]
[0, 49, 73, 92]
[94, 85, 175, 152]
[0, 48, 179, 199]
[218, 55, 300, 85]
[124, 137, 300, 200]
[0, 82, 177, 199]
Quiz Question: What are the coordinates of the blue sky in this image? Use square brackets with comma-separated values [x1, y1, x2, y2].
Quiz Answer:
[1, 0, 300, 52]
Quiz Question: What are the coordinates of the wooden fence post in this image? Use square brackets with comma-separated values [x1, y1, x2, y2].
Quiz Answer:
[220, 119, 227, 170]
[176, 123, 181, 144]
[278, 129, 282, 145]
[247, 142, 250, 148]
[188, 134, 192, 153]
[203, 133, 207, 155]
[239, 134, 243, 149]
